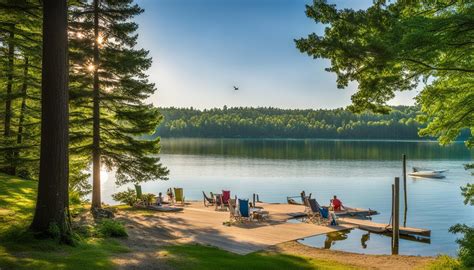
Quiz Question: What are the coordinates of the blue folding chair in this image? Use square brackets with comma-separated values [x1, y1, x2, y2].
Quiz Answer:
[238, 199, 251, 221]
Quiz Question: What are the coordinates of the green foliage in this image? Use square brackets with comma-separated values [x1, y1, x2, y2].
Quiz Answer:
[111, 188, 137, 206]
[447, 164, 474, 268]
[449, 224, 474, 268]
[0, 1, 42, 178]
[427, 255, 464, 270]
[460, 183, 474, 206]
[96, 219, 127, 238]
[155, 106, 438, 139]
[164, 244, 357, 270]
[47, 223, 61, 241]
[69, 191, 83, 206]
[296, 0, 473, 147]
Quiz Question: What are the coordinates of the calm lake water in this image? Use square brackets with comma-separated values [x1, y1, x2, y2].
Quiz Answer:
[101, 138, 474, 256]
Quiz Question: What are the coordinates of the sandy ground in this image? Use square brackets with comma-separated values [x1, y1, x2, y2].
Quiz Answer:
[109, 209, 435, 270]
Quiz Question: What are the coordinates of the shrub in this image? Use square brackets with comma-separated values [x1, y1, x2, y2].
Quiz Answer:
[142, 193, 156, 205]
[428, 255, 462, 270]
[111, 188, 137, 206]
[450, 224, 474, 268]
[69, 191, 82, 206]
[48, 223, 61, 240]
[97, 219, 127, 238]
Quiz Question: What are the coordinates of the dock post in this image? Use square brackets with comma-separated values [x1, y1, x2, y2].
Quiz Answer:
[253, 193, 256, 207]
[403, 154, 407, 227]
[392, 177, 400, 255]
[391, 184, 394, 250]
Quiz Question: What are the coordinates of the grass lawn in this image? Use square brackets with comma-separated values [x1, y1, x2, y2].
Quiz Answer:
[0, 174, 128, 270]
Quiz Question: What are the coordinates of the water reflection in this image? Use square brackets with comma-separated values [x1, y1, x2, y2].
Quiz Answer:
[361, 232, 370, 249]
[300, 228, 433, 256]
[324, 230, 350, 249]
[160, 138, 473, 160]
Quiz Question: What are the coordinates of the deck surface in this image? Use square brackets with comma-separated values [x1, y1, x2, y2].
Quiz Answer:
[140, 201, 355, 254]
[338, 217, 431, 237]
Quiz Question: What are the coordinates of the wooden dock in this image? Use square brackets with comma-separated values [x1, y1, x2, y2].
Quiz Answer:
[130, 202, 354, 255]
[338, 217, 431, 237]
[124, 202, 430, 254]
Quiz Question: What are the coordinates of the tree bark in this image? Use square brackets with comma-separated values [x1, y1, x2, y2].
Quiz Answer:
[30, 0, 71, 242]
[3, 24, 15, 175]
[91, 0, 101, 209]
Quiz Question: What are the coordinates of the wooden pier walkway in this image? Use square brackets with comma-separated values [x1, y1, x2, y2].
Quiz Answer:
[338, 217, 431, 237]
[135, 202, 354, 254]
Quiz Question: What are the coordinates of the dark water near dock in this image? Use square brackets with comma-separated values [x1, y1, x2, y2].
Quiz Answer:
[102, 138, 474, 256]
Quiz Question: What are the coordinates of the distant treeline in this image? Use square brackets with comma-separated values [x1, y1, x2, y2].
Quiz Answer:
[154, 106, 438, 140]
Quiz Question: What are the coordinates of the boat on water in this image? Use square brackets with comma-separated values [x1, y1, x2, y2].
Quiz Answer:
[408, 167, 448, 178]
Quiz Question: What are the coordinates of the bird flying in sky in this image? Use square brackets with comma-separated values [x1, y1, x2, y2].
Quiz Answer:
[233, 86, 239, 91]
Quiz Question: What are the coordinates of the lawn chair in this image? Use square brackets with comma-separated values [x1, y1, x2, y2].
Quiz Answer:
[238, 199, 252, 222]
[214, 194, 224, 211]
[301, 191, 312, 211]
[134, 184, 145, 206]
[135, 184, 143, 199]
[173, 188, 185, 205]
[203, 191, 215, 207]
[306, 198, 328, 225]
[228, 196, 237, 209]
[222, 190, 231, 207]
[228, 199, 241, 223]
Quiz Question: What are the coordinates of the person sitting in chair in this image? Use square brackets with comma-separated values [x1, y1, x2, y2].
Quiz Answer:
[330, 195, 344, 211]
[156, 192, 163, 206]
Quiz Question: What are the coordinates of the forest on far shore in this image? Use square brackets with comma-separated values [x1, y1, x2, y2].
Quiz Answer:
[154, 106, 469, 140]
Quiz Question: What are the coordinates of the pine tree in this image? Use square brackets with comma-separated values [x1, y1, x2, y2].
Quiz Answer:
[69, 0, 168, 208]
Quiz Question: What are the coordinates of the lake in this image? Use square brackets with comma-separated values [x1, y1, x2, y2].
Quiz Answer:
[101, 138, 474, 256]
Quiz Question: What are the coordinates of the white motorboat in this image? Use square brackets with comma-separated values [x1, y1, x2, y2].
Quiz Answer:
[408, 167, 448, 178]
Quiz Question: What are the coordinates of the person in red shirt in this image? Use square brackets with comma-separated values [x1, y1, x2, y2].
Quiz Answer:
[331, 195, 344, 211]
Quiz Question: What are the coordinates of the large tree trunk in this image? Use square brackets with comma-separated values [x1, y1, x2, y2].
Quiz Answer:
[91, 0, 101, 209]
[14, 57, 28, 165]
[3, 24, 15, 175]
[30, 0, 71, 242]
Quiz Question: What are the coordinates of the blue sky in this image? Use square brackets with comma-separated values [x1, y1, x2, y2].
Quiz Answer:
[135, 0, 417, 109]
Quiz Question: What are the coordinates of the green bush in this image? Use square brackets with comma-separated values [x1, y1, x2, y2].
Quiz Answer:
[450, 224, 474, 268]
[48, 223, 61, 240]
[69, 191, 82, 206]
[142, 193, 155, 205]
[428, 255, 463, 270]
[111, 188, 137, 206]
[97, 219, 127, 238]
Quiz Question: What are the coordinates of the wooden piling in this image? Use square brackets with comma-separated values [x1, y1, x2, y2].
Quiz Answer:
[403, 154, 407, 227]
[253, 193, 256, 207]
[391, 184, 394, 250]
[392, 177, 400, 255]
